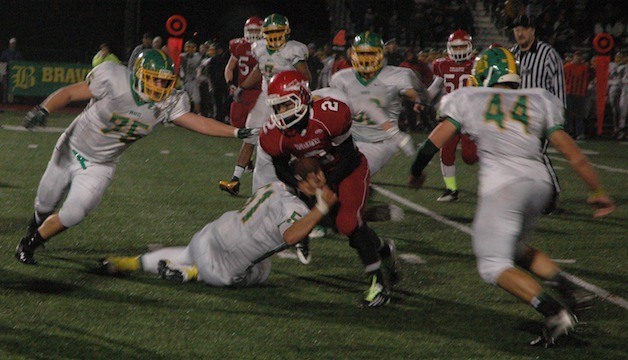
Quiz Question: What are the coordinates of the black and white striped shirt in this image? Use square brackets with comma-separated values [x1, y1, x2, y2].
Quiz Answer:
[512, 39, 565, 203]
[511, 40, 566, 108]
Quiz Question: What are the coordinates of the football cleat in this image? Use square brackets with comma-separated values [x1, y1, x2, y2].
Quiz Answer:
[380, 239, 401, 286]
[437, 189, 459, 202]
[219, 179, 241, 196]
[15, 234, 45, 265]
[99, 256, 140, 275]
[530, 309, 578, 348]
[158, 260, 198, 283]
[407, 173, 426, 189]
[359, 271, 391, 308]
[295, 239, 311, 265]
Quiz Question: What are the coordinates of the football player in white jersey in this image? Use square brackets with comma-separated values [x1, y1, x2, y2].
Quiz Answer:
[219, 13, 311, 195]
[330, 31, 425, 176]
[16, 49, 257, 266]
[409, 47, 615, 347]
[101, 158, 337, 287]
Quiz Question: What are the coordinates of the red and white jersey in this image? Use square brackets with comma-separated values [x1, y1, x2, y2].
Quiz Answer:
[432, 57, 474, 94]
[259, 97, 352, 173]
[229, 37, 260, 89]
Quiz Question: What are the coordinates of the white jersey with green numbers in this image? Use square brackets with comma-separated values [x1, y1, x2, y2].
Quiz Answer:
[330, 66, 416, 142]
[201, 182, 309, 279]
[438, 86, 564, 196]
[251, 39, 308, 93]
[66, 61, 190, 164]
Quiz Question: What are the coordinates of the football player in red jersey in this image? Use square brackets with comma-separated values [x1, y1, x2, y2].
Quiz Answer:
[219, 16, 264, 195]
[419, 30, 478, 201]
[259, 71, 399, 307]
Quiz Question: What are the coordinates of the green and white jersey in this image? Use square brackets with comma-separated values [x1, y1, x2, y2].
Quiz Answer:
[330, 66, 415, 142]
[66, 62, 189, 163]
[205, 182, 309, 277]
[251, 39, 308, 92]
[439, 87, 564, 195]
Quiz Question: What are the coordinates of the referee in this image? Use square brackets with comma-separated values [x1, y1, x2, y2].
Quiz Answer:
[510, 14, 566, 213]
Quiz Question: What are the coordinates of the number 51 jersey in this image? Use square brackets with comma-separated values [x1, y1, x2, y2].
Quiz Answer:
[439, 87, 564, 196]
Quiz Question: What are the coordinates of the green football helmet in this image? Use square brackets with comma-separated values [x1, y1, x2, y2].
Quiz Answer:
[350, 31, 384, 75]
[262, 13, 291, 51]
[131, 49, 177, 102]
[470, 47, 521, 87]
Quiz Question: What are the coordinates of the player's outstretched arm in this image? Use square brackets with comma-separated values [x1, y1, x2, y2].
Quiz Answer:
[283, 186, 338, 245]
[24, 82, 94, 128]
[549, 129, 616, 218]
[173, 113, 257, 138]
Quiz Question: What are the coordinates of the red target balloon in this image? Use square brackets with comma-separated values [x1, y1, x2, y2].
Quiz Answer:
[592, 33, 614, 55]
[166, 15, 187, 37]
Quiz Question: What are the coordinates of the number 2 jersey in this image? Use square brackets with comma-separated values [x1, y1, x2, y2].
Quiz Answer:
[438, 87, 564, 196]
[259, 97, 354, 174]
[65, 61, 190, 163]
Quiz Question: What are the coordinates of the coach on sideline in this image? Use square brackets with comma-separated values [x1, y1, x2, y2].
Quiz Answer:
[511, 14, 566, 214]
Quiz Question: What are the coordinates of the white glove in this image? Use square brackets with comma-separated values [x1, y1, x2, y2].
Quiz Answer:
[387, 126, 415, 157]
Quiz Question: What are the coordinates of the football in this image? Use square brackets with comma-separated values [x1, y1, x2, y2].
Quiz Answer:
[292, 157, 322, 179]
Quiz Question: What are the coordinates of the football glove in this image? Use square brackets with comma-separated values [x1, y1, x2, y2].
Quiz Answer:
[23, 105, 49, 129]
[235, 127, 260, 139]
[387, 126, 415, 156]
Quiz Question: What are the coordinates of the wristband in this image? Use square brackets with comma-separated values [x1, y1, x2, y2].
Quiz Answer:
[314, 189, 329, 215]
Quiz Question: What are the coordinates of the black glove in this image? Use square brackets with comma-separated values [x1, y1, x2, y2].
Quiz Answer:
[23, 105, 49, 129]
[236, 128, 260, 139]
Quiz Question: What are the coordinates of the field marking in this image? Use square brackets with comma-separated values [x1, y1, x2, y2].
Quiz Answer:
[549, 156, 628, 174]
[1, 124, 66, 132]
[372, 184, 628, 310]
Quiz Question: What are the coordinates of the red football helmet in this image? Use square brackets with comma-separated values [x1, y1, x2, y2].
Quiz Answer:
[244, 16, 263, 43]
[266, 71, 311, 131]
[447, 30, 473, 62]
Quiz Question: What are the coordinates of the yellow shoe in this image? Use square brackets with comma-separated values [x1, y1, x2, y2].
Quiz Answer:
[219, 179, 240, 195]
[100, 256, 140, 274]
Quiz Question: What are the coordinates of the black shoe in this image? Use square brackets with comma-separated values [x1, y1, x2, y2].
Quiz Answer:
[295, 238, 311, 265]
[530, 309, 577, 348]
[437, 189, 459, 202]
[380, 239, 401, 286]
[564, 288, 596, 317]
[15, 234, 45, 265]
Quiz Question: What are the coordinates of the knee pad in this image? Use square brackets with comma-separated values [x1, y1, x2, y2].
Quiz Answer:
[58, 205, 88, 228]
[476, 257, 513, 285]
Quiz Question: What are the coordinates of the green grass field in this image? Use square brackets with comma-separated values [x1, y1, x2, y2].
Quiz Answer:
[0, 111, 626, 359]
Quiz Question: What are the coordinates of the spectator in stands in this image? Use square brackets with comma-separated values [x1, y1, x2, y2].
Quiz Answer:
[318, 44, 335, 88]
[564, 50, 592, 139]
[127, 32, 152, 71]
[608, 52, 624, 136]
[332, 47, 351, 75]
[92, 43, 120, 68]
[152, 36, 167, 52]
[454, 1, 476, 37]
[1, 38, 23, 63]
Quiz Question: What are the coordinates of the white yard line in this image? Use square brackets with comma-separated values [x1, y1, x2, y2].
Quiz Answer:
[372, 184, 628, 310]
[549, 156, 628, 174]
[1, 125, 66, 132]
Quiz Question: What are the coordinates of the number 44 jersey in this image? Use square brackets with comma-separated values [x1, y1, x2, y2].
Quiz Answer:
[438, 87, 564, 196]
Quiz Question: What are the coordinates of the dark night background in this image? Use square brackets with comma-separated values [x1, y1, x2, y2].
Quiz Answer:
[1, 0, 332, 64]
